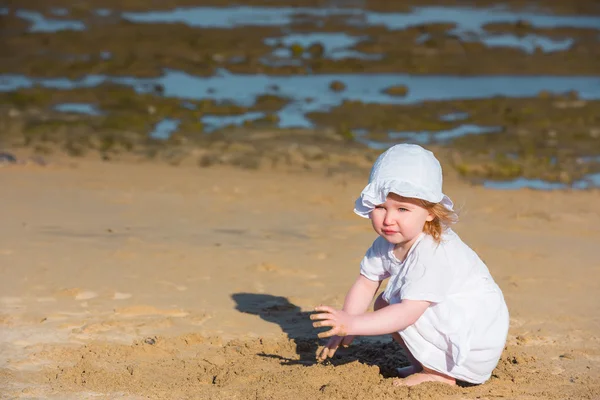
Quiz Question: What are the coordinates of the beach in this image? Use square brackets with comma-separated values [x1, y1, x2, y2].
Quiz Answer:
[1, 152, 599, 399]
[2, 1, 600, 397]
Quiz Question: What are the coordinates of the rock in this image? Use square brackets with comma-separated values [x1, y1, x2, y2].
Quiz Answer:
[198, 153, 220, 167]
[226, 142, 256, 153]
[153, 84, 164, 95]
[231, 154, 261, 170]
[565, 90, 579, 100]
[300, 145, 325, 160]
[144, 337, 156, 345]
[383, 85, 409, 97]
[515, 19, 532, 30]
[559, 171, 571, 183]
[329, 80, 346, 92]
[307, 42, 325, 58]
[0, 152, 17, 164]
[289, 43, 304, 58]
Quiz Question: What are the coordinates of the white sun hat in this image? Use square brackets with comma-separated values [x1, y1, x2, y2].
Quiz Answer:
[354, 144, 454, 218]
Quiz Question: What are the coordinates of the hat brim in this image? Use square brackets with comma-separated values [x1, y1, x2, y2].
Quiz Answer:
[353, 180, 454, 218]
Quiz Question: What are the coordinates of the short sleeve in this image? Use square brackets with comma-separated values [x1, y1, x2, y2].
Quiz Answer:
[399, 252, 453, 303]
[360, 237, 391, 282]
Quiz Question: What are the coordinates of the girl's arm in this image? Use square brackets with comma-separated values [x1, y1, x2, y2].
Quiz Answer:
[350, 300, 430, 336]
[315, 275, 382, 361]
[341, 274, 382, 315]
[312, 299, 430, 338]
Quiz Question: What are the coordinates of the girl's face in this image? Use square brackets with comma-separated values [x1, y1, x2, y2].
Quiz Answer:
[370, 193, 434, 249]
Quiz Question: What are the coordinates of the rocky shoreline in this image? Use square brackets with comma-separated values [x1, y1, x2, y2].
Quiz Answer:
[1, 1, 599, 187]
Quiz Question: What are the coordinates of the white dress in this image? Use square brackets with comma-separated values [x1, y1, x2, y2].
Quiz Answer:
[360, 230, 509, 384]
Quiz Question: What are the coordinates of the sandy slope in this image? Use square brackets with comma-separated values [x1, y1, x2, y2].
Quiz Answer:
[1, 154, 599, 399]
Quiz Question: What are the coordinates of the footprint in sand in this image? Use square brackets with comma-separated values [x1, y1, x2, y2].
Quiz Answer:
[157, 281, 188, 291]
[251, 262, 281, 273]
[36, 297, 57, 303]
[114, 305, 189, 317]
[0, 297, 22, 306]
[311, 252, 328, 260]
[113, 292, 133, 300]
[55, 288, 98, 300]
[188, 313, 213, 326]
[75, 291, 98, 301]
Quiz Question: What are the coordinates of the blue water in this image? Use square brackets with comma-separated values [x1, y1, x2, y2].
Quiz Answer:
[95, 9, 112, 17]
[484, 173, 600, 190]
[54, 103, 101, 115]
[439, 112, 470, 122]
[121, 6, 358, 28]
[389, 124, 502, 143]
[50, 8, 68, 16]
[202, 112, 265, 133]
[13, 10, 85, 32]
[1, 4, 599, 189]
[2, 6, 590, 55]
[364, 6, 600, 31]
[4, 70, 599, 103]
[577, 155, 600, 163]
[118, 5, 597, 56]
[352, 124, 501, 148]
[120, 6, 600, 31]
[149, 118, 180, 140]
[265, 32, 363, 52]
[482, 154, 600, 190]
[572, 173, 600, 189]
[265, 32, 379, 60]
[478, 33, 573, 53]
[2, 70, 600, 129]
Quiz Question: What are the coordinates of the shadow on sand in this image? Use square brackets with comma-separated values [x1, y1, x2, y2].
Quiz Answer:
[231, 292, 320, 365]
[230, 292, 408, 376]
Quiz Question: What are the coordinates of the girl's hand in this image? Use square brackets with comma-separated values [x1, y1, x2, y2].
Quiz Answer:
[316, 335, 355, 361]
[311, 305, 355, 338]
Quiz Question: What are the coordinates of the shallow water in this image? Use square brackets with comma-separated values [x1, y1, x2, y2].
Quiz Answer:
[4, 71, 599, 103]
[264, 32, 379, 61]
[439, 112, 469, 122]
[2, 6, 592, 56]
[119, 5, 596, 55]
[120, 6, 600, 30]
[477, 33, 573, 54]
[353, 124, 502, 148]
[53, 103, 101, 115]
[389, 124, 502, 143]
[49, 8, 69, 17]
[12, 9, 86, 32]
[2, 5, 599, 189]
[483, 173, 600, 190]
[149, 119, 180, 140]
[202, 112, 265, 133]
[3, 71, 599, 130]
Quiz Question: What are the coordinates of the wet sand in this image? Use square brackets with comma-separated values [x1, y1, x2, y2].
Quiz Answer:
[1, 153, 599, 399]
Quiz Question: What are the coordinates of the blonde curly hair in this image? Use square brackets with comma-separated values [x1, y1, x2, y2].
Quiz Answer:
[418, 199, 459, 242]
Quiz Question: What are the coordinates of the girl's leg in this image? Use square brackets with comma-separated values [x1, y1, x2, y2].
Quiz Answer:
[393, 366, 456, 387]
[373, 293, 422, 378]
[374, 294, 456, 386]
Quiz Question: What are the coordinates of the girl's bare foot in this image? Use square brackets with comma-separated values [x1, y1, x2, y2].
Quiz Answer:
[395, 364, 422, 378]
[393, 367, 456, 387]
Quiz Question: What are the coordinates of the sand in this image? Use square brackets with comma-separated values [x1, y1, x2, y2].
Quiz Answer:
[1, 153, 599, 399]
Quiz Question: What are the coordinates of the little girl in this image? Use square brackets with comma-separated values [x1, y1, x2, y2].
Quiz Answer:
[311, 144, 509, 387]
